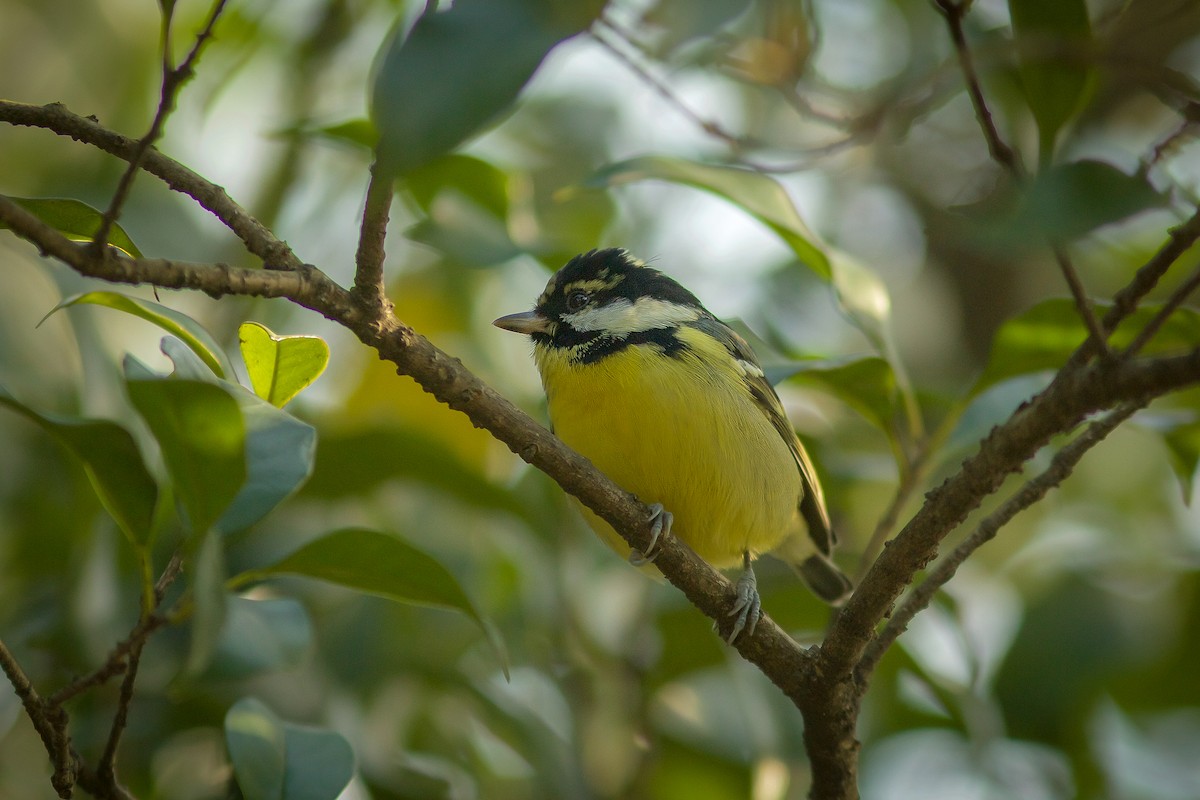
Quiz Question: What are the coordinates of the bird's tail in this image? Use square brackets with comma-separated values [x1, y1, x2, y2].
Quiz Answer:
[793, 552, 854, 605]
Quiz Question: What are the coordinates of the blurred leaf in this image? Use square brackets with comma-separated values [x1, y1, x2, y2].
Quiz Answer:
[769, 356, 898, 437]
[159, 338, 317, 534]
[302, 426, 535, 526]
[406, 191, 523, 268]
[644, 0, 752, 55]
[189, 527, 228, 675]
[252, 528, 484, 623]
[372, 0, 600, 176]
[0, 196, 143, 257]
[225, 697, 355, 800]
[0, 387, 158, 546]
[974, 299, 1200, 395]
[1008, 0, 1093, 160]
[578, 155, 831, 278]
[1015, 161, 1165, 241]
[301, 117, 377, 149]
[404, 154, 510, 217]
[46, 291, 231, 378]
[126, 367, 246, 535]
[246, 528, 506, 673]
[1140, 412, 1200, 504]
[238, 322, 329, 408]
[204, 597, 313, 680]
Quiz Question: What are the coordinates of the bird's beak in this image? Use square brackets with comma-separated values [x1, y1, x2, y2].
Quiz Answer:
[493, 310, 552, 335]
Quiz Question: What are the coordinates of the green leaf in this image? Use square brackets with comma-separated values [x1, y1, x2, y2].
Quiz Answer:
[1016, 161, 1166, 241]
[404, 154, 510, 218]
[578, 156, 831, 279]
[254, 528, 482, 621]
[371, 0, 601, 176]
[46, 291, 231, 378]
[974, 299, 1200, 396]
[188, 527, 228, 674]
[768, 356, 899, 437]
[203, 597, 313, 680]
[405, 194, 523, 268]
[225, 697, 354, 800]
[1163, 420, 1200, 505]
[302, 427, 535, 526]
[0, 196, 143, 258]
[238, 322, 330, 408]
[0, 387, 158, 546]
[1008, 0, 1093, 160]
[126, 369, 246, 535]
[158, 338, 317, 534]
[300, 117, 377, 150]
[247, 528, 506, 674]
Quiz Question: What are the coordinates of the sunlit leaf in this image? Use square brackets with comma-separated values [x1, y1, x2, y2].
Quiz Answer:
[1009, 0, 1094, 160]
[159, 338, 317, 534]
[0, 387, 158, 546]
[225, 697, 354, 800]
[974, 299, 1200, 395]
[126, 367, 246, 535]
[372, 0, 601, 176]
[238, 322, 329, 408]
[0, 196, 143, 257]
[46, 291, 230, 378]
[578, 155, 830, 278]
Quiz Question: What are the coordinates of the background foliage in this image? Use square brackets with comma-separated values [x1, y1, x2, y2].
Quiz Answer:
[2, 0, 1200, 798]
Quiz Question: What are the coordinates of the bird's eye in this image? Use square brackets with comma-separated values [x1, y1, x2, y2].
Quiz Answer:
[565, 290, 590, 312]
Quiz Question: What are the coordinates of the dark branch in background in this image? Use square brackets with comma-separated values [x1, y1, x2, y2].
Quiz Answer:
[933, 0, 1022, 175]
[1054, 244, 1110, 358]
[858, 401, 1141, 676]
[92, 0, 229, 253]
[591, 15, 752, 151]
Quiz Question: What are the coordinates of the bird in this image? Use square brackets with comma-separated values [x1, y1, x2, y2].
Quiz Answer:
[494, 248, 852, 642]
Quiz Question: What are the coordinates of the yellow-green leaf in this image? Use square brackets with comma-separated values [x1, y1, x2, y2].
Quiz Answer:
[238, 322, 330, 408]
[46, 292, 230, 378]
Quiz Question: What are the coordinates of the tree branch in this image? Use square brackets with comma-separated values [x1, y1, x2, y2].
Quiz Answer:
[933, 0, 1022, 176]
[352, 162, 393, 311]
[93, 0, 229, 253]
[0, 100, 302, 270]
[859, 401, 1141, 676]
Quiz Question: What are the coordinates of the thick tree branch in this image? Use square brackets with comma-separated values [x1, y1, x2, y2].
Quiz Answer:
[0, 101, 302, 270]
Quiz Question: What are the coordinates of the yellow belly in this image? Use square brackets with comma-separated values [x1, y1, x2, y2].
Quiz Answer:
[536, 338, 802, 569]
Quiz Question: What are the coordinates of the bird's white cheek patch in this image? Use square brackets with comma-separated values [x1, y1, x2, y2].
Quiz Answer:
[562, 297, 701, 334]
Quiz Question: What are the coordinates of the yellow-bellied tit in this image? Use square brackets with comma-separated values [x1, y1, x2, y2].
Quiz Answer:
[494, 248, 852, 642]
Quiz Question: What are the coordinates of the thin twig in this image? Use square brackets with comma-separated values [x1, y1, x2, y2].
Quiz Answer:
[0, 639, 76, 797]
[591, 17, 753, 151]
[933, 0, 1022, 177]
[1054, 244, 1110, 358]
[858, 402, 1140, 676]
[91, 0, 230, 253]
[1122, 263, 1200, 358]
[1069, 205, 1200, 367]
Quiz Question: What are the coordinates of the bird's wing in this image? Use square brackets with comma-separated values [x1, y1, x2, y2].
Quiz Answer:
[689, 316, 836, 554]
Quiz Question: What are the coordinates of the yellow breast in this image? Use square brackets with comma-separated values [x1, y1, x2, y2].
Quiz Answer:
[535, 328, 802, 569]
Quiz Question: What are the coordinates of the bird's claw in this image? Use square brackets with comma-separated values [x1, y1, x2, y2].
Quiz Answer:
[629, 503, 672, 566]
[727, 558, 762, 644]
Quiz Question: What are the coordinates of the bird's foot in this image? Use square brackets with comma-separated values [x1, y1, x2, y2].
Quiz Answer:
[629, 503, 672, 566]
[727, 554, 762, 644]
